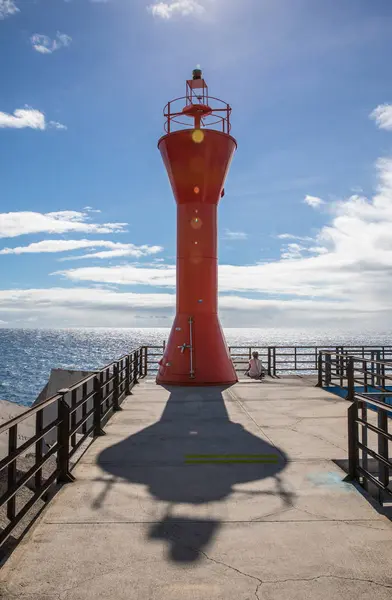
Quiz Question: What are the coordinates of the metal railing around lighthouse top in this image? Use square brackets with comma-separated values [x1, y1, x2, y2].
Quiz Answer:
[163, 95, 232, 134]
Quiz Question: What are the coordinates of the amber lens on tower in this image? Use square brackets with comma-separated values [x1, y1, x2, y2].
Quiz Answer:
[192, 129, 204, 144]
[191, 217, 202, 230]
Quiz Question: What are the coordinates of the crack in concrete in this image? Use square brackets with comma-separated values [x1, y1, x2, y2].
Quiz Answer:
[247, 494, 389, 528]
[56, 566, 131, 600]
[198, 547, 263, 587]
[288, 423, 346, 453]
[339, 520, 391, 533]
[260, 574, 392, 589]
[229, 385, 348, 455]
[161, 524, 392, 600]
[159, 521, 264, 599]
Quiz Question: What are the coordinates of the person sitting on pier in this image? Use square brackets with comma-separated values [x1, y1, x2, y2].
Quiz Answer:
[245, 351, 266, 380]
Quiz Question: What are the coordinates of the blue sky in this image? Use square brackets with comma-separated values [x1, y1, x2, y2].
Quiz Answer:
[1, 0, 392, 328]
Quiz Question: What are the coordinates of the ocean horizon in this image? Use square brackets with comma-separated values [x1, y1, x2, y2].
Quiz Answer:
[1, 327, 391, 406]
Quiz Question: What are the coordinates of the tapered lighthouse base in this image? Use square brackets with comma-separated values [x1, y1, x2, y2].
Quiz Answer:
[157, 314, 237, 386]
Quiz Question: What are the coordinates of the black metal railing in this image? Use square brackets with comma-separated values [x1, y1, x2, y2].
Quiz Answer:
[348, 393, 391, 505]
[0, 346, 146, 551]
[317, 350, 391, 504]
[229, 345, 392, 376]
[145, 344, 392, 376]
[317, 350, 392, 395]
[145, 344, 166, 373]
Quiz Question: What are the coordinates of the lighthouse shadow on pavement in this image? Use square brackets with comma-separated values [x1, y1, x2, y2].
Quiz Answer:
[96, 385, 289, 563]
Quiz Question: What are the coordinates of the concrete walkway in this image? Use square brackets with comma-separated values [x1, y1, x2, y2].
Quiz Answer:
[1, 377, 391, 599]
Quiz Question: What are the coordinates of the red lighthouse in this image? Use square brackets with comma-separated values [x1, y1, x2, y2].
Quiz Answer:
[157, 69, 237, 386]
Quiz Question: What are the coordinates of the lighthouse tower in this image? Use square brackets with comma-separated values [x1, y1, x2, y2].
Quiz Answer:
[157, 69, 237, 386]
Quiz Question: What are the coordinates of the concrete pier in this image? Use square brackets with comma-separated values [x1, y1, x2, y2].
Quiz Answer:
[1, 377, 391, 599]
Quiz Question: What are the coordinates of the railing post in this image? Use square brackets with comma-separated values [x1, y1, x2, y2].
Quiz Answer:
[267, 347, 272, 377]
[325, 353, 332, 386]
[340, 347, 345, 378]
[7, 425, 17, 520]
[70, 388, 77, 450]
[370, 351, 375, 388]
[363, 360, 368, 393]
[339, 351, 343, 387]
[132, 352, 139, 385]
[81, 382, 88, 436]
[375, 352, 381, 388]
[346, 357, 355, 402]
[35, 409, 44, 491]
[125, 355, 131, 395]
[273, 347, 277, 376]
[144, 346, 148, 377]
[113, 362, 121, 411]
[348, 401, 358, 480]
[380, 359, 385, 391]
[57, 389, 75, 484]
[377, 408, 389, 505]
[360, 400, 369, 491]
[316, 352, 323, 387]
[93, 376, 106, 437]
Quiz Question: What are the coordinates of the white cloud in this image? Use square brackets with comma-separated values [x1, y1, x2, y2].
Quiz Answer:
[83, 206, 101, 213]
[56, 264, 176, 287]
[57, 260, 351, 299]
[0, 239, 163, 259]
[0, 0, 19, 19]
[0, 288, 174, 328]
[0, 108, 45, 130]
[224, 229, 248, 241]
[0, 288, 174, 311]
[277, 233, 314, 242]
[31, 32, 72, 54]
[148, 0, 206, 19]
[49, 121, 67, 130]
[279, 241, 328, 260]
[0, 107, 66, 131]
[0, 287, 376, 329]
[65, 246, 163, 260]
[0, 210, 127, 239]
[304, 194, 324, 208]
[370, 104, 392, 131]
[308, 246, 329, 255]
[280, 243, 306, 260]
